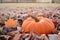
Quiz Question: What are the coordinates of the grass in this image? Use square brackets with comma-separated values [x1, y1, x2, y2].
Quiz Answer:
[0, 3, 60, 7]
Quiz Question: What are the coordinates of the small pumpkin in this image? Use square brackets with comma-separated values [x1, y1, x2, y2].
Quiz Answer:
[5, 18, 18, 28]
[22, 15, 55, 34]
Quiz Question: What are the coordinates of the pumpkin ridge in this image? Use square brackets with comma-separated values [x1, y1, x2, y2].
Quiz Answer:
[45, 18, 55, 28]
[44, 18, 55, 30]
[44, 19, 55, 33]
[22, 21, 34, 32]
[43, 20, 52, 34]
[38, 21, 46, 34]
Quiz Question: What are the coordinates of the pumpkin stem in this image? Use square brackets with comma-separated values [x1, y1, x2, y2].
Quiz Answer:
[31, 15, 39, 22]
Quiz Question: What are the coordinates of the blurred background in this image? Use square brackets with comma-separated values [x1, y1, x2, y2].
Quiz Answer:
[0, 0, 60, 3]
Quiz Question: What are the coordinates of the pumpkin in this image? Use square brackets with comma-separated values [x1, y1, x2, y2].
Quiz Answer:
[5, 18, 18, 28]
[22, 15, 55, 34]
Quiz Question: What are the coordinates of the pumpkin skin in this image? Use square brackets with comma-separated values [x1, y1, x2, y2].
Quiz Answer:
[5, 18, 18, 28]
[22, 16, 55, 34]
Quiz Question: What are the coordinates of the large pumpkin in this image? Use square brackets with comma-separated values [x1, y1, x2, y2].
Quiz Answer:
[22, 16, 55, 34]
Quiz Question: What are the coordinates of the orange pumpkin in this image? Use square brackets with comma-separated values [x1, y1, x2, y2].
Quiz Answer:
[5, 18, 18, 28]
[22, 16, 55, 34]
